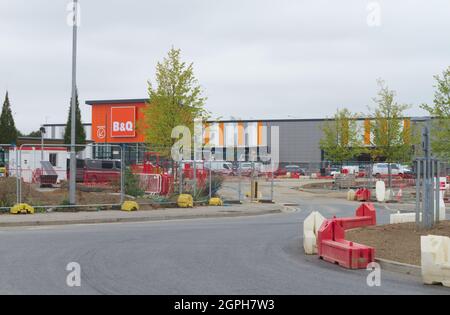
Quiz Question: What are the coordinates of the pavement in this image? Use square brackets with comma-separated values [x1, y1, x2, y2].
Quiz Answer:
[0, 203, 284, 227]
[0, 181, 448, 295]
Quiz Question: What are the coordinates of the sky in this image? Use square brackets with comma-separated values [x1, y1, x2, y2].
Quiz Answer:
[0, 0, 449, 133]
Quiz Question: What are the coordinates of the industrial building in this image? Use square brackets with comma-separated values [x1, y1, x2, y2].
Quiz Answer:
[40, 99, 429, 166]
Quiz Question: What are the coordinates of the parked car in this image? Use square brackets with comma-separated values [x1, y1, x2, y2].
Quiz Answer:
[328, 167, 341, 177]
[372, 163, 401, 177]
[68, 159, 121, 183]
[204, 161, 234, 176]
[285, 165, 306, 176]
[233, 162, 264, 176]
[273, 167, 288, 177]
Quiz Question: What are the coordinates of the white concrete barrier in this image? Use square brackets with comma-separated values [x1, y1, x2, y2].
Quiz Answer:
[347, 189, 356, 201]
[390, 212, 422, 224]
[303, 211, 325, 255]
[421, 235, 450, 287]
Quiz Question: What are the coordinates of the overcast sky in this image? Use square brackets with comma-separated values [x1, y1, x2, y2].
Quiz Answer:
[1, 0, 449, 133]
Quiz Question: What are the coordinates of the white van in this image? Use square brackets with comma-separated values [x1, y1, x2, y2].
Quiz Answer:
[372, 163, 400, 176]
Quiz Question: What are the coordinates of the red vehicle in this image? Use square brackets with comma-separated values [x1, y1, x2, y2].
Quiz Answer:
[274, 167, 287, 177]
[69, 159, 121, 183]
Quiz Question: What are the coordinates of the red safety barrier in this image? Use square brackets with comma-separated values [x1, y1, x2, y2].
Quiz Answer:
[334, 203, 377, 230]
[317, 219, 375, 269]
[355, 188, 371, 201]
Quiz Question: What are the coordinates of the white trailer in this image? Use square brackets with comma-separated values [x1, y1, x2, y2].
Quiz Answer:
[8, 147, 69, 184]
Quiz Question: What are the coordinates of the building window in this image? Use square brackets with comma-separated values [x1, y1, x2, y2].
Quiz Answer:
[49, 153, 57, 167]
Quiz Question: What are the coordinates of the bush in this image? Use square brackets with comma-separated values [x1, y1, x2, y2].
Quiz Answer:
[0, 177, 17, 208]
[125, 167, 144, 197]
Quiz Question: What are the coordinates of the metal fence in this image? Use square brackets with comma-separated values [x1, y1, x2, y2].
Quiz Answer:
[0, 144, 278, 211]
[2, 141, 450, 212]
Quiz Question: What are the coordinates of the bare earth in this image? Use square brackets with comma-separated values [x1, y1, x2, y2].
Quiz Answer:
[347, 221, 450, 266]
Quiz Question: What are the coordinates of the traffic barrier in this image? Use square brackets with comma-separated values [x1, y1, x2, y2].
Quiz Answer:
[121, 201, 139, 212]
[334, 203, 377, 230]
[347, 189, 356, 201]
[177, 194, 194, 208]
[385, 189, 394, 202]
[10, 203, 35, 215]
[356, 188, 371, 202]
[303, 211, 325, 255]
[390, 212, 421, 224]
[209, 197, 224, 206]
[317, 219, 375, 269]
[138, 173, 162, 194]
[421, 235, 450, 287]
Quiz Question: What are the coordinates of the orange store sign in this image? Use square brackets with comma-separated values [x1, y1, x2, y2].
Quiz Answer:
[110, 107, 136, 138]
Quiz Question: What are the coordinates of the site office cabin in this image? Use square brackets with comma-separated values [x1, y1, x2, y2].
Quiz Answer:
[88, 99, 148, 144]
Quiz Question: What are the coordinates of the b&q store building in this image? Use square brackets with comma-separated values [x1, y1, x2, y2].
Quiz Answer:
[42, 99, 427, 165]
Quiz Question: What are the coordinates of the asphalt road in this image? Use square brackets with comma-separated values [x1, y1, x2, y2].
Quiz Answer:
[0, 189, 449, 295]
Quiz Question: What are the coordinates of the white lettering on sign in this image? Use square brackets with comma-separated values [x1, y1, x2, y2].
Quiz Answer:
[113, 121, 134, 132]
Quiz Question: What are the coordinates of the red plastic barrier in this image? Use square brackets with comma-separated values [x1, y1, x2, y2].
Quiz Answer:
[334, 203, 377, 230]
[356, 188, 371, 201]
[317, 219, 375, 269]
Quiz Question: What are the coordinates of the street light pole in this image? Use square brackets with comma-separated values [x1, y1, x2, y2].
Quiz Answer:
[40, 126, 46, 162]
[69, 0, 78, 205]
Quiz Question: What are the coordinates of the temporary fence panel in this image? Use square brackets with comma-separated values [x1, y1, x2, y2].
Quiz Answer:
[9, 144, 125, 210]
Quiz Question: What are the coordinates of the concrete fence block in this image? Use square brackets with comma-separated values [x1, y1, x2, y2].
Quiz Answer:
[390, 212, 422, 224]
[421, 235, 450, 287]
[303, 211, 325, 255]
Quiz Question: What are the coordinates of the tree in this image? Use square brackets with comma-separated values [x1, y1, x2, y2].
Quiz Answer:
[369, 80, 414, 188]
[0, 92, 19, 145]
[26, 130, 43, 138]
[320, 108, 364, 163]
[63, 89, 86, 151]
[142, 48, 208, 158]
[369, 80, 412, 163]
[421, 67, 450, 159]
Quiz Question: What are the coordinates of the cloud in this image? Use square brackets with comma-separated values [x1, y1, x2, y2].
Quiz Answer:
[0, 0, 449, 133]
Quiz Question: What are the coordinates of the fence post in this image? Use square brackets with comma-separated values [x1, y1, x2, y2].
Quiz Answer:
[435, 160, 440, 223]
[209, 160, 212, 200]
[18, 147, 22, 204]
[193, 160, 197, 198]
[179, 161, 183, 195]
[416, 160, 421, 226]
[120, 144, 125, 205]
[238, 161, 242, 202]
[270, 162, 274, 202]
[15, 146, 19, 205]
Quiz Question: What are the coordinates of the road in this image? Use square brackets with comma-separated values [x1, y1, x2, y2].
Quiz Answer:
[0, 185, 449, 295]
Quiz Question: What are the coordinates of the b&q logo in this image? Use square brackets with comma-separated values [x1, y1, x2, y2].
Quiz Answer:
[111, 107, 136, 138]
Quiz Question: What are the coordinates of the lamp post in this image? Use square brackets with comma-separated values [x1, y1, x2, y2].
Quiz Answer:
[69, 0, 79, 205]
[39, 126, 46, 162]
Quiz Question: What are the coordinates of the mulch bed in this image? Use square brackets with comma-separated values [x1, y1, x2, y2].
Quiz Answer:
[346, 221, 450, 266]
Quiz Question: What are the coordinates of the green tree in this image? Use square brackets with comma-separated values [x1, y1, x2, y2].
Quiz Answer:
[421, 67, 450, 159]
[142, 48, 208, 158]
[320, 108, 364, 163]
[26, 130, 43, 137]
[369, 80, 412, 163]
[63, 89, 86, 151]
[0, 92, 19, 145]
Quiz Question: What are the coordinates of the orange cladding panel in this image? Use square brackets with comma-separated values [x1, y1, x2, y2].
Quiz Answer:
[91, 102, 147, 143]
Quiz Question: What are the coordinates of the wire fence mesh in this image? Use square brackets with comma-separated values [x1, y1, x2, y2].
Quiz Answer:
[2, 141, 450, 212]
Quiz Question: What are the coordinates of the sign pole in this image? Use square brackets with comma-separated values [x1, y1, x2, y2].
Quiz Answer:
[69, 0, 78, 205]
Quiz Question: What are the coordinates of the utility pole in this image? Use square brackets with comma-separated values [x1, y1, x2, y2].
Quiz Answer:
[40, 126, 46, 162]
[69, 0, 79, 205]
